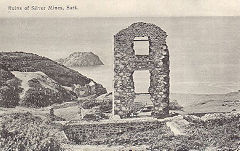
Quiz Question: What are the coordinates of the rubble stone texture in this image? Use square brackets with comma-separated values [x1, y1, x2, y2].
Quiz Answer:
[114, 22, 170, 118]
[64, 120, 166, 145]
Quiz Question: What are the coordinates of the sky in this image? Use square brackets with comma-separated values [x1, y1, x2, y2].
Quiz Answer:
[0, 0, 240, 18]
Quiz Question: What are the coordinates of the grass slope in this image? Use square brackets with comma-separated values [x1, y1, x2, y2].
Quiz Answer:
[0, 52, 106, 96]
[0, 112, 66, 150]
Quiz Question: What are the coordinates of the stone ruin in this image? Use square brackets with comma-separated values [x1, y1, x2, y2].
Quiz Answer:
[114, 22, 170, 118]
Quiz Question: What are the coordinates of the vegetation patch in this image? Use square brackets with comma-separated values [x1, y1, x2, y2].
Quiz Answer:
[0, 67, 23, 108]
[0, 112, 66, 151]
[65, 113, 239, 150]
[0, 52, 107, 96]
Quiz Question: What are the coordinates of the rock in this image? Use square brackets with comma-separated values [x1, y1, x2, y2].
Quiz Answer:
[56, 52, 104, 67]
[166, 115, 189, 136]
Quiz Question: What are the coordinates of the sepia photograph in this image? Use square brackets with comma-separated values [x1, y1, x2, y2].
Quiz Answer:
[0, 0, 240, 150]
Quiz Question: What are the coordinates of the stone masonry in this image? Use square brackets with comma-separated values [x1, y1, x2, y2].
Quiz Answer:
[64, 119, 166, 145]
[114, 22, 170, 118]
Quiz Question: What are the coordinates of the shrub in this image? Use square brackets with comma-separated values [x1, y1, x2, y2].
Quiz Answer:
[21, 78, 76, 108]
[0, 112, 65, 150]
[0, 78, 22, 108]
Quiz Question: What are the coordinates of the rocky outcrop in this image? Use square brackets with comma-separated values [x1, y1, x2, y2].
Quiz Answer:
[56, 52, 104, 67]
[0, 52, 107, 108]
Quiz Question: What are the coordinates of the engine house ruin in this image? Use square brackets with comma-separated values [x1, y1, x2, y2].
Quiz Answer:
[114, 22, 170, 118]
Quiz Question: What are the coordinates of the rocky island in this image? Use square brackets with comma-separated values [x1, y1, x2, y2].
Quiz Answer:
[56, 52, 104, 67]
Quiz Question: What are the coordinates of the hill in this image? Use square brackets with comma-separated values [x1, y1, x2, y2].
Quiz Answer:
[0, 52, 107, 108]
[56, 52, 104, 67]
[0, 52, 106, 95]
[12, 71, 77, 108]
[0, 65, 22, 107]
[0, 112, 66, 150]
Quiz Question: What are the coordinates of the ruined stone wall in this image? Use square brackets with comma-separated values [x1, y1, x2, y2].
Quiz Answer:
[114, 22, 170, 118]
[64, 120, 166, 145]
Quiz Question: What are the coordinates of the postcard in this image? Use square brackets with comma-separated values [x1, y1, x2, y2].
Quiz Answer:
[0, 0, 239, 150]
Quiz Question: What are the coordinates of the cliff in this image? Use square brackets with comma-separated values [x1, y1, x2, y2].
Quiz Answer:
[56, 52, 104, 67]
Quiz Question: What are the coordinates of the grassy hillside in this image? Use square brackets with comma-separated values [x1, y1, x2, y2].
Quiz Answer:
[0, 112, 66, 150]
[0, 67, 77, 108]
[0, 66, 22, 108]
[15, 71, 77, 108]
[62, 113, 240, 150]
[0, 52, 107, 96]
[0, 52, 108, 108]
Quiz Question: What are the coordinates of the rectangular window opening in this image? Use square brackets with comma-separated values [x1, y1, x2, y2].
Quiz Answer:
[133, 70, 150, 94]
[134, 37, 149, 55]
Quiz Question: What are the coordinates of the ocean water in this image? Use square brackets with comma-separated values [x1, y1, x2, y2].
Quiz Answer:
[0, 17, 240, 94]
[71, 65, 114, 92]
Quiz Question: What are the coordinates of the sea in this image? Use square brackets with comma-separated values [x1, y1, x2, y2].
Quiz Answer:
[1, 17, 240, 94]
